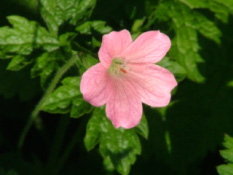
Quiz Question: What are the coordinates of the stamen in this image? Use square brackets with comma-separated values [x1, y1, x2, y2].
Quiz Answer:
[120, 68, 127, 74]
[108, 58, 126, 76]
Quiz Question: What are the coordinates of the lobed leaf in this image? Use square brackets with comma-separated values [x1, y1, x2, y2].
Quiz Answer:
[42, 77, 92, 118]
[0, 16, 58, 56]
[84, 108, 148, 175]
[76, 21, 112, 35]
[217, 135, 233, 175]
[40, 0, 96, 35]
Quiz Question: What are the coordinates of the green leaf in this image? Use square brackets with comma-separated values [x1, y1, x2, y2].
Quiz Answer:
[31, 52, 58, 88]
[135, 114, 149, 139]
[76, 21, 112, 35]
[76, 54, 99, 74]
[40, 0, 96, 35]
[157, 57, 187, 82]
[71, 98, 93, 118]
[167, 4, 206, 82]
[221, 149, 233, 163]
[192, 12, 222, 43]
[217, 135, 233, 175]
[223, 135, 233, 149]
[179, 0, 208, 9]
[179, 0, 233, 23]
[42, 77, 92, 117]
[7, 55, 32, 71]
[0, 16, 58, 57]
[218, 164, 233, 175]
[84, 108, 142, 175]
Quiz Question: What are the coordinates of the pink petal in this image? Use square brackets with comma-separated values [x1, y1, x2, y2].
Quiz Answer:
[126, 63, 177, 107]
[98, 30, 132, 68]
[122, 31, 171, 63]
[80, 63, 113, 107]
[106, 78, 142, 129]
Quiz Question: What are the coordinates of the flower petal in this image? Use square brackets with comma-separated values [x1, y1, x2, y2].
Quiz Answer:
[80, 63, 113, 107]
[126, 63, 177, 107]
[98, 29, 132, 68]
[106, 78, 142, 129]
[122, 31, 171, 63]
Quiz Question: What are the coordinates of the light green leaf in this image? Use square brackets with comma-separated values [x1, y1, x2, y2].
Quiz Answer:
[179, 0, 208, 8]
[7, 55, 32, 71]
[218, 164, 233, 175]
[42, 77, 91, 117]
[217, 135, 233, 175]
[223, 135, 233, 149]
[221, 149, 233, 163]
[76, 21, 112, 35]
[84, 108, 142, 175]
[0, 16, 58, 57]
[40, 0, 96, 35]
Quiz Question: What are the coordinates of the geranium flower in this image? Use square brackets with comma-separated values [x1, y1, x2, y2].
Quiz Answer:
[80, 30, 177, 129]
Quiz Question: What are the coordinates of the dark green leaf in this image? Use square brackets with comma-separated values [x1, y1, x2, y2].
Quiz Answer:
[70, 98, 93, 118]
[7, 55, 32, 71]
[76, 21, 112, 35]
[84, 108, 142, 175]
[40, 0, 96, 35]
[134, 114, 149, 139]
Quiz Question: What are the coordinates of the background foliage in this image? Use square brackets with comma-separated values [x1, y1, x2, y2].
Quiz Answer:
[0, 0, 233, 174]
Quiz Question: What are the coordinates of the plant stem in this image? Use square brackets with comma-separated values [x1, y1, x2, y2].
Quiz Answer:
[18, 55, 78, 149]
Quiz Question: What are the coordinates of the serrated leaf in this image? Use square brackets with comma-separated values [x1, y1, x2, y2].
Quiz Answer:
[7, 55, 32, 71]
[84, 108, 142, 175]
[0, 16, 58, 57]
[221, 149, 233, 163]
[157, 57, 186, 82]
[76, 54, 99, 75]
[193, 12, 222, 43]
[76, 21, 112, 35]
[42, 77, 91, 118]
[217, 135, 233, 175]
[223, 135, 233, 150]
[70, 98, 93, 118]
[218, 164, 233, 175]
[40, 0, 96, 35]
[167, 4, 205, 82]
[31, 51, 65, 88]
[180, 0, 233, 23]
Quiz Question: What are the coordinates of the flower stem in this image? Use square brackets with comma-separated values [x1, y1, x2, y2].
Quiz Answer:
[18, 55, 78, 149]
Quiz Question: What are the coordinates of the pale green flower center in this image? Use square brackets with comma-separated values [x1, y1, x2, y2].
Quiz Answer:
[108, 58, 127, 76]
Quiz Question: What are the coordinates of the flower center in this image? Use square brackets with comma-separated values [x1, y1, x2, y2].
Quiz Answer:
[108, 58, 127, 76]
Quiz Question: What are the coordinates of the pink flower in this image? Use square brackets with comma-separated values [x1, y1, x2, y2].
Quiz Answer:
[80, 30, 177, 129]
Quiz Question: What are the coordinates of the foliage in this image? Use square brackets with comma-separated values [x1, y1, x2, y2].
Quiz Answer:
[218, 135, 233, 175]
[0, 0, 233, 175]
